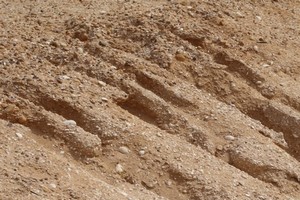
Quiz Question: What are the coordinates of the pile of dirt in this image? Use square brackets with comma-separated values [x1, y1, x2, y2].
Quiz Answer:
[1, 0, 300, 199]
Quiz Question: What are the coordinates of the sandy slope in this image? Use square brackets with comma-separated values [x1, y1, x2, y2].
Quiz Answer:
[1, 0, 300, 199]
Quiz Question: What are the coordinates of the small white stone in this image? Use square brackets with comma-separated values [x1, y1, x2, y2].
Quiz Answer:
[156, 133, 162, 137]
[139, 150, 145, 156]
[15, 132, 23, 139]
[77, 47, 84, 54]
[98, 81, 107, 87]
[116, 163, 124, 173]
[63, 120, 77, 127]
[262, 64, 270, 68]
[166, 180, 172, 186]
[60, 75, 70, 80]
[101, 97, 108, 102]
[253, 45, 259, 52]
[110, 65, 117, 70]
[256, 15, 262, 21]
[49, 183, 56, 189]
[118, 146, 130, 154]
[224, 135, 235, 141]
[236, 11, 244, 18]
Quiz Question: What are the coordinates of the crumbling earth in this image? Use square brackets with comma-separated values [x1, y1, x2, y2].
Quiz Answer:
[1, 0, 300, 199]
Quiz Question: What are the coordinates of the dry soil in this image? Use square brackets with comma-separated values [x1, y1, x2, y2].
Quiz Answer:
[1, 0, 300, 199]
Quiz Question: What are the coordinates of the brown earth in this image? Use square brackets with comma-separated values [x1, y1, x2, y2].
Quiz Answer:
[1, 0, 300, 199]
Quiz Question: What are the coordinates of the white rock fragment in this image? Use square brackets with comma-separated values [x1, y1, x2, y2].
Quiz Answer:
[101, 97, 108, 102]
[15, 132, 23, 139]
[63, 120, 77, 127]
[116, 163, 124, 173]
[224, 135, 235, 141]
[77, 47, 84, 54]
[236, 11, 244, 18]
[60, 75, 70, 80]
[49, 183, 57, 189]
[98, 80, 107, 87]
[139, 150, 145, 156]
[256, 15, 262, 21]
[166, 180, 172, 187]
[119, 146, 130, 154]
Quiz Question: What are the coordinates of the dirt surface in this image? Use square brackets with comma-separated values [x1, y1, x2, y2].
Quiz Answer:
[1, 0, 300, 199]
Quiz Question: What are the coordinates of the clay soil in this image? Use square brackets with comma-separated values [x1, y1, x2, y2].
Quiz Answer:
[1, 0, 300, 199]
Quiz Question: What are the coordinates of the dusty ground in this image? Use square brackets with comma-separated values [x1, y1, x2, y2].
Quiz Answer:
[1, 0, 300, 199]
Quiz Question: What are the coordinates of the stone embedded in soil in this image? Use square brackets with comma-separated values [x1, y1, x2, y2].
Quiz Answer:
[175, 53, 186, 61]
[116, 163, 124, 173]
[15, 132, 23, 139]
[142, 180, 157, 189]
[216, 145, 223, 151]
[118, 146, 130, 154]
[59, 75, 71, 80]
[49, 183, 57, 189]
[17, 114, 27, 124]
[98, 81, 107, 87]
[63, 120, 77, 127]
[101, 97, 108, 102]
[224, 135, 235, 141]
[165, 180, 172, 187]
[139, 149, 145, 156]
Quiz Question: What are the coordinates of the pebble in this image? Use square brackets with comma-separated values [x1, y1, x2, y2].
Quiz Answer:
[224, 135, 235, 141]
[15, 132, 23, 139]
[49, 183, 57, 189]
[98, 81, 107, 87]
[116, 163, 124, 173]
[256, 15, 262, 21]
[253, 45, 259, 52]
[216, 145, 223, 151]
[236, 11, 244, 18]
[156, 133, 162, 137]
[139, 150, 145, 156]
[63, 120, 77, 127]
[60, 75, 70, 80]
[101, 97, 108, 102]
[262, 64, 270, 68]
[77, 47, 84, 54]
[166, 180, 172, 187]
[142, 180, 156, 189]
[175, 53, 186, 61]
[98, 39, 109, 47]
[118, 146, 130, 154]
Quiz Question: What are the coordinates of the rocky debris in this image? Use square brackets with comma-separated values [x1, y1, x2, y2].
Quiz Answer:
[230, 137, 300, 193]
[1, 0, 300, 199]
